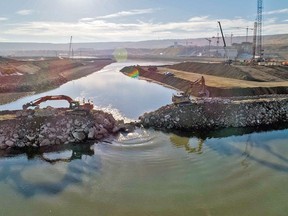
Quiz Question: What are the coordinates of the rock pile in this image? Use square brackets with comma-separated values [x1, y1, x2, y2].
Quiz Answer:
[0, 107, 130, 150]
[140, 97, 288, 131]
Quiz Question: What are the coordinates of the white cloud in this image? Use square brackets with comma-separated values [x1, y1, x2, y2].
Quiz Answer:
[263, 23, 288, 35]
[265, 18, 277, 25]
[0, 17, 8, 21]
[16, 9, 33, 16]
[79, 18, 95, 22]
[0, 37, 8, 42]
[263, 8, 288, 15]
[189, 16, 209, 22]
[96, 8, 159, 19]
[3, 16, 288, 43]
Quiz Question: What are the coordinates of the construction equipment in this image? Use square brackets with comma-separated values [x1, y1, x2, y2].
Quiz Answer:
[257, 0, 263, 58]
[22, 95, 93, 111]
[218, 21, 229, 60]
[205, 38, 212, 57]
[231, 26, 254, 42]
[252, 22, 258, 60]
[68, 36, 73, 58]
[172, 76, 210, 104]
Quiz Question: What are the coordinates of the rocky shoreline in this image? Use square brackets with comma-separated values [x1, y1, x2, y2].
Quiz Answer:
[0, 107, 134, 151]
[1, 61, 288, 155]
[139, 96, 288, 131]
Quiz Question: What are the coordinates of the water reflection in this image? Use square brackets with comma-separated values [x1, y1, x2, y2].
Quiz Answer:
[170, 134, 204, 154]
[171, 126, 288, 173]
[240, 135, 253, 168]
[0, 61, 177, 119]
[37, 144, 94, 164]
[0, 143, 100, 198]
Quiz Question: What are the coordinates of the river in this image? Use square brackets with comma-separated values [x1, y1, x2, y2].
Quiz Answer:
[0, 61, 287, 216]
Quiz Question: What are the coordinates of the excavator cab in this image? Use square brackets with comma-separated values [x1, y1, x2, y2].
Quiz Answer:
[69, 101, 80, 110]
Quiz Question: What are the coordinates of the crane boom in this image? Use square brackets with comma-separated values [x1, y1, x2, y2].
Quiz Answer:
[218, 21, 226, 47]
[218, 21, 229, 60]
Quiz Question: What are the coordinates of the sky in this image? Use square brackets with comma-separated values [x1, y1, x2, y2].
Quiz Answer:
[0, 0, 287, 43]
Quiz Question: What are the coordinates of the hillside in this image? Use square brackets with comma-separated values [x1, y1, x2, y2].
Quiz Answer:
[0, 34, 287, 51]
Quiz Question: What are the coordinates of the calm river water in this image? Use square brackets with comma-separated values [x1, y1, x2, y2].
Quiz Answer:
[0, 61, 287, 216]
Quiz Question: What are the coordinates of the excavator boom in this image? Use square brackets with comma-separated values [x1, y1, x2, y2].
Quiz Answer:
[172, 76, 209, 104]
[22, 95, 93, 111]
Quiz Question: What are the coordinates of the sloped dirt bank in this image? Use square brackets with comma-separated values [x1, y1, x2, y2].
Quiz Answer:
[166, 61, 288, 82]
[121, 65, 288, 97]
[0, 58, 114, 105]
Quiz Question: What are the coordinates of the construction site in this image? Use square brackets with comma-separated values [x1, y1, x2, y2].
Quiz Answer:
[0, 1, 288, 216]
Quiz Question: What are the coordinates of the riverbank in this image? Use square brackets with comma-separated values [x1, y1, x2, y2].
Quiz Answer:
[0, 107, 133, 153]
[120, 62, 288, 131]
[121, 62, 288, 97]
[0, 57, 114, 105]
[139, 96, 288, 131]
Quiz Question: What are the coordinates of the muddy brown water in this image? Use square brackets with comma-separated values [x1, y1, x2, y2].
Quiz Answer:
[0, 61, 287, 216]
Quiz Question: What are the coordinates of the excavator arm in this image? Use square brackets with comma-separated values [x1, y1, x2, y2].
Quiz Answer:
[172, 76, 209, 104]
[22, 95, 80, 110]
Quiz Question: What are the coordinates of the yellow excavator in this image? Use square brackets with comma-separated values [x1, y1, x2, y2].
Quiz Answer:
[172, 76, 210, 104]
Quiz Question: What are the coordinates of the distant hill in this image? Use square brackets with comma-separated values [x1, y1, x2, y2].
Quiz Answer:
[0, 34, 287, 60]
[0, 34, 287, 51]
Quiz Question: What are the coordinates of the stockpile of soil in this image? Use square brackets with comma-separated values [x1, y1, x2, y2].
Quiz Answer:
[167, 62, 259, 81]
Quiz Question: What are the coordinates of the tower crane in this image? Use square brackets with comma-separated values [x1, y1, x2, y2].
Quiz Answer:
[257, 0, 263, 59]
[233, 26, 254, 42]
[205, 38, 212, 57]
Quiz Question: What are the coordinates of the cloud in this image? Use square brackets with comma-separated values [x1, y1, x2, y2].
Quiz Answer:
[265, 18, 277, 25]
[189, 16, 209, 22]
[3, 16, 288, 43]
[0, 17, 8, 21]
[16, 9, 33, 16]
[96, 8, 159, 19]
[263, 8, 288, 15]
[0, 37, 8, 42]
[263, 23, 288, 35]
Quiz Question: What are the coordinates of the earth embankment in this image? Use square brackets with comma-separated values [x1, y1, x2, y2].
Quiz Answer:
[0, 57, 114, 105]
[121, 62, 288, 97]
[166, 61, 288, 82]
